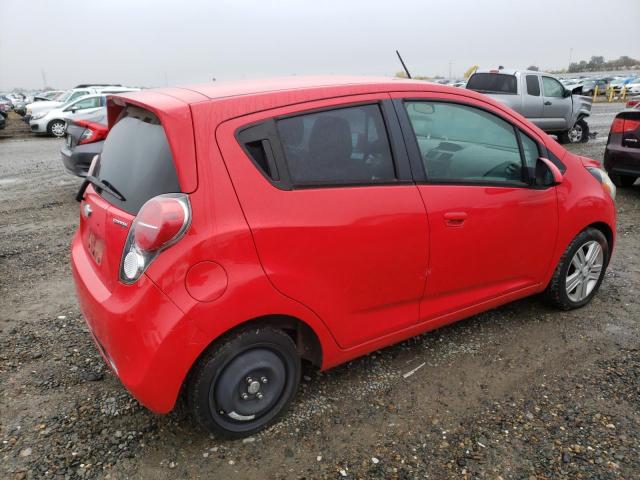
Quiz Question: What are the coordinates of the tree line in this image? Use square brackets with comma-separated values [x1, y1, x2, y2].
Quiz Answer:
[567, 55, 639, 73]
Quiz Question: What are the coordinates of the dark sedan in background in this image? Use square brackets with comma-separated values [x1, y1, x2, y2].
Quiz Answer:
[60, 114, 107, 176]
[604, 102, 640, 187]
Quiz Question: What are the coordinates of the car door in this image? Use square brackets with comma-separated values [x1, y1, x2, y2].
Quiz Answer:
[521, 74, 545, 127]
[541, 76, 572, 130]
[216, 95, 429, 349]
[391, 92, 558, 322]
[63, 96, 103, 122]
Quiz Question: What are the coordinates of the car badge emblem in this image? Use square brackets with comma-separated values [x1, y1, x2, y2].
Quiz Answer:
[113, 218, 128, 228]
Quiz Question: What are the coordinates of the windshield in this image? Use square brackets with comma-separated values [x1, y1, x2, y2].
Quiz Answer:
[57, 91, 74, 102]
[94, 106, 181, 214]
[467, 73, 517, 94]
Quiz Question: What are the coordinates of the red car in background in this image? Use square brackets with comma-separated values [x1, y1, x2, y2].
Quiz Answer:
[71, 77, 616, 438]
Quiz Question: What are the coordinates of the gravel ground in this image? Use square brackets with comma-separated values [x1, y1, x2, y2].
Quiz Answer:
[1, 103, 638, 479]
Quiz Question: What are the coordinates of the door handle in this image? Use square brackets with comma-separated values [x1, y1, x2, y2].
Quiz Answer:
[544, 101, 552, 105]
[444, 211, 467, 227]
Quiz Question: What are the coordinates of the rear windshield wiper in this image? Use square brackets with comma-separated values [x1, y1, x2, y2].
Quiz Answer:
[76, 175, 127, 202]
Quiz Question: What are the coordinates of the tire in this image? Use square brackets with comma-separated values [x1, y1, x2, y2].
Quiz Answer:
[610, 174, 637, 187]
[187, 326, 301, 438]
[47, 119, 66, 138]
[544, 228, 609, 310]
[559, 118, 589, 144]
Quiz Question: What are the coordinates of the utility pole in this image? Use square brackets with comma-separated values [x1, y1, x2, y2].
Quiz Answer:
[41, 68, 47, 88]
[164, 71, 168, 87]
[448, 61, 452, 79]
[569, 48, 573, 67]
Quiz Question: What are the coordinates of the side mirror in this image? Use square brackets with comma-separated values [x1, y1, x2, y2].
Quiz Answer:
[535, 157, 563, 186]
[563, 88, 572, 98]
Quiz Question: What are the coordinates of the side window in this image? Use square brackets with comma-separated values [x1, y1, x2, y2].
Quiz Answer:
[519, 132, 540, 168]
[526, 75, 540, 96]
[276, 104, 396, 185]
[404, 101, 524, 184]
[69, 97, 100, 111]
[68, 91, 88, 102]
[542, 77, 564, 98]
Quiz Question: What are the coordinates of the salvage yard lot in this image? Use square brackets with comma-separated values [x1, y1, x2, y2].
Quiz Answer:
[1, 103, 639, 479]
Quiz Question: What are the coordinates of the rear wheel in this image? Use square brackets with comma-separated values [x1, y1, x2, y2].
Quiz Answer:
[47, 119, 66, 138]
[187, 327, 301, 438]
[610, 174, 637, 187]
[544, 228, 609, 310]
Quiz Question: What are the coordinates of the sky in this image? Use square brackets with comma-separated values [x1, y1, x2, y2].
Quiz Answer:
[0, 0, 638, 90]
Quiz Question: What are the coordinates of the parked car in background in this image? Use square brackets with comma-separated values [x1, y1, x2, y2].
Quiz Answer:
[60, 107, 107, 176]
[33, 90, 65, 102]
[625, 80, 640, 95]
[580, 79, 609, 96]
[31, 93, 112, 137]
[25, 86, 135, 122]
[0, 96, 13, 116]
[610, 76, 638, 92]
[72, 77, 616, 438]
[626, 96, 640, 108]
[604, 102, 640, 187]
[466, 68, 592, 143]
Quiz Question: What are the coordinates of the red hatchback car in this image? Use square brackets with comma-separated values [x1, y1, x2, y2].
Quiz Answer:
[71, 77, 616, 437]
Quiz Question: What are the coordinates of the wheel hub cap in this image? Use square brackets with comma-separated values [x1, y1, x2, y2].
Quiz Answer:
[565, 240, 603, 302]
[247, 380, 261, 395]
[212, 348, 286, 422]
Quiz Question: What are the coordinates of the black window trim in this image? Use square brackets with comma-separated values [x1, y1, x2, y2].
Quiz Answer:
[466, 72, 519, 96]
[393, 97, 558, 189]
[234, 99, 414, 190]
[525, 74, 541, 97]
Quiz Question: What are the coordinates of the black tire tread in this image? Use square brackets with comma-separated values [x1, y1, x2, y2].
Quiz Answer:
[186, 326, 300, 439]
[543, 228, 608, 310]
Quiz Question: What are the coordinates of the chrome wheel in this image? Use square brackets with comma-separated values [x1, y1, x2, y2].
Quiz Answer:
[567, 124, 583, 143]
[565, 240, 603, 302]
[50, 121, 66, 138]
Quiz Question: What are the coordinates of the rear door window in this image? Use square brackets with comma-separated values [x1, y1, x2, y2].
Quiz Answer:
[276, 104, 396, 185]
[94, 106, 180, 214]
[526, 75, 541, 96]
[466, 73, 517, 94]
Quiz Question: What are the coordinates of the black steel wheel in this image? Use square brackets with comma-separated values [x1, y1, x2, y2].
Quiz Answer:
[187, 327, 300, 438]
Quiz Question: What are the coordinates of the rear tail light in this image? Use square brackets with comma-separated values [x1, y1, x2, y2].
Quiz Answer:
[120, 193, 191, 283]
[626, 99, 639, 108]
[75, 120, 108, 145]
[611, 117, 640, 134]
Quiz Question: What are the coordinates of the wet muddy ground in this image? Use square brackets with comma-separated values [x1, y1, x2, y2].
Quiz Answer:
[1, 102, 638, 479]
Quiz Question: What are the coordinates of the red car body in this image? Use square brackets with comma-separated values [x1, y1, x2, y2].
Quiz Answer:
[71, 77, 616, 414]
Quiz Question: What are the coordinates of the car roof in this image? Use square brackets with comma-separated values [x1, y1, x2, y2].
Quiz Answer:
[163, 76, 421, 100]
[473, 68, 550, 76]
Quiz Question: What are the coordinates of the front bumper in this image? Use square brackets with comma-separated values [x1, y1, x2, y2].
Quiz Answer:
[71, 232, 197, 413]
[29, 117, 47, 132]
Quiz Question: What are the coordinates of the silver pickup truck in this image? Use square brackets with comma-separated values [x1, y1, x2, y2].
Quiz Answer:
[466, 68, 592, 143]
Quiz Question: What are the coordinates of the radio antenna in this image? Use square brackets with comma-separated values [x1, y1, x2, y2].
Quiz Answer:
[396, 50, 412, 79]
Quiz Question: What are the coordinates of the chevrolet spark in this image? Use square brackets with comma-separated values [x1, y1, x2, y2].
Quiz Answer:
[72, 77, 616, 438]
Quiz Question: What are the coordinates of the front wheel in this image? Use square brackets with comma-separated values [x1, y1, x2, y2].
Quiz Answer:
[47, 119, 66, 138]
[187, 327, 301, 438]
[559, 119, 589, 144]
[544, 228, 609, 310]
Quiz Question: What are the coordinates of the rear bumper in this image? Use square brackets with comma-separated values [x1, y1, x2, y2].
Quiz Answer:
[604, 143, 640, 176]
[60, 141, 103, 177]
[71, 231, 195, 413]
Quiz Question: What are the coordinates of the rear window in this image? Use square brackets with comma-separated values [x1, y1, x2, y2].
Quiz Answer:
[467, 73, 517, 94]
[94, 106, 180, 214]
